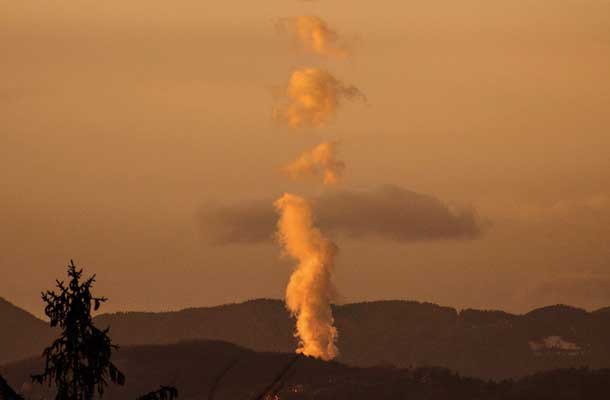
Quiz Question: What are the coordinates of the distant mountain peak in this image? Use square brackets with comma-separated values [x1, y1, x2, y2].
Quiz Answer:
[0, 296, 53, 366]
[525, 304, 588, 317]
[0, 297, 42, 321]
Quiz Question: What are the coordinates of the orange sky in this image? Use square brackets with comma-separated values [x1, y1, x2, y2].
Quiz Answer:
[1, 0, 610, 316]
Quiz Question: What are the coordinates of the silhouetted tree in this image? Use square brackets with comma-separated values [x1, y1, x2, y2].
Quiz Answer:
[32, 260, 125, 400]
[136, 386, 178, 400]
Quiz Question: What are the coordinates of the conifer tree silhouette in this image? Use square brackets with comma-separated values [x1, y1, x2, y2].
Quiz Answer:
[31, 260, 125, 400]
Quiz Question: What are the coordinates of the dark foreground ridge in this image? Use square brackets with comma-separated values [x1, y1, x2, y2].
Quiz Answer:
[2, 340, 609, 400]
[1, 373, 23, 400]
[2, 298, 610, 379]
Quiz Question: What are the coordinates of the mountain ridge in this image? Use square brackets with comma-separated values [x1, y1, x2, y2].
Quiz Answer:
[2, 297, 610, 379]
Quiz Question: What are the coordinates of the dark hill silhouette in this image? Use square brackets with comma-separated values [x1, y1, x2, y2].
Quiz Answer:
[2, 340, 609, 400]
[2, 298, 610, 379]
[0, 298, 54, 366]
[594, 306, 610, 314]
[93, 300, 610, 379]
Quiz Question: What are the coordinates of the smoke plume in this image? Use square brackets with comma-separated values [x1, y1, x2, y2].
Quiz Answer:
[277, 16, 350, 59]
[274, 193, 339, 360]
[199, 185, 484, 244]
[283, 141, 346, 185]
[273, 67, 365, 128]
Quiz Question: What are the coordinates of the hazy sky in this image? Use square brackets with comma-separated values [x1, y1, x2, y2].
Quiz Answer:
[2, 0, 610, 317]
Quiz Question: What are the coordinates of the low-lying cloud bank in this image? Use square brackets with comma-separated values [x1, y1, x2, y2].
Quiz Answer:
[199, 185, 484, 244]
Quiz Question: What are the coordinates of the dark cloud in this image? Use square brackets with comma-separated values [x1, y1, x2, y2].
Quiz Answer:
[199, 185, 484, 244]
[199, 199, 277, 245]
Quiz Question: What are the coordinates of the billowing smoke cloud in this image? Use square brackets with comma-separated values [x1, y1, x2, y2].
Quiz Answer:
[199, 185, 484, 244]
[277, 16, 350, 59]
[273, 67, 365, 128]
[283, 141, 345, 185]
[274, 193, 339, 360]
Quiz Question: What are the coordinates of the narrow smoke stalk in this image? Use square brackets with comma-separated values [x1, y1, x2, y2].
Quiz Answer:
[274, 193, 339, 360]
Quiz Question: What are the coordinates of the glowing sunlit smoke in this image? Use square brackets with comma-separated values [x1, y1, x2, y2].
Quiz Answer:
[283, 141, 345, 185]
[277, 16, 350, 59]
[273, 67, 365, 128]
[274, 193, 339, 360]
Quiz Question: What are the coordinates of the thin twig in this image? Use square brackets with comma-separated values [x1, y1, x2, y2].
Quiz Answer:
[252, 354, 301, 400]
[208, 358, 240, 400]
